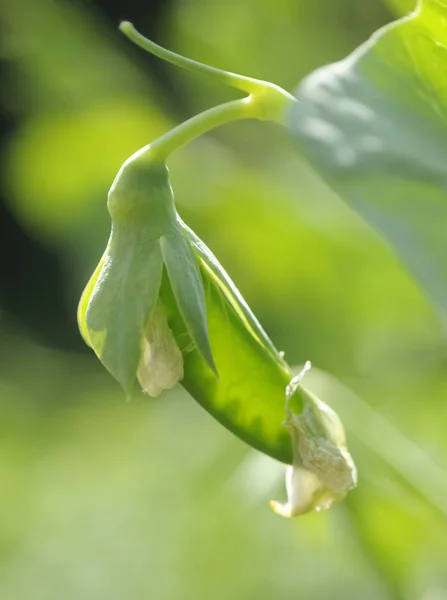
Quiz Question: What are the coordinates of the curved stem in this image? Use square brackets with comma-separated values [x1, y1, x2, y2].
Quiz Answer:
[139, 97, 258, 162]
[120, 21, 262, 95]
[119, 21, 298, 162]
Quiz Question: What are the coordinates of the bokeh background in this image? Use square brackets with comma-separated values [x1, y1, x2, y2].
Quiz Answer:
[1, 0, 447, 598]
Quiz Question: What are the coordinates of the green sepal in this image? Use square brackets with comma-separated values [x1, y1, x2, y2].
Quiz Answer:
[108, 159, 177, 236]
[160, 227, 217, 376]
[85, 227, 164, 393]
[79, 157, 184, 393]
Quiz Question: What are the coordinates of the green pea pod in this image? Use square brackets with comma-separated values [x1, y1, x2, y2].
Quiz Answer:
[173, 220, 294, 463]
[158, 220, 356, 514]
[78, 155, 356, 515]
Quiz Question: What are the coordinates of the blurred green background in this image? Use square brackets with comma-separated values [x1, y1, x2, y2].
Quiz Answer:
[1, 0, 447, 598]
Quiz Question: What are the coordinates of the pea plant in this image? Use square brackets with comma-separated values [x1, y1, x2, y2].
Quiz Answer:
[78, 1, 446, 517]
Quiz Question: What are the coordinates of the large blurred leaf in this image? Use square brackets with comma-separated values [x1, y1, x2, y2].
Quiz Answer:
[289, 0, 447, 315]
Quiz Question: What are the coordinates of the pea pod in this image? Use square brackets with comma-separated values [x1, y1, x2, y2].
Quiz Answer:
[160, 220, 357, 513]
[78, 151, 356, 515]
[171, 219, 294, 463]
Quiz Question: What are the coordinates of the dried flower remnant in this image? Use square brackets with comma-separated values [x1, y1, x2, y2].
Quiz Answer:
[271, 363, 357, 517]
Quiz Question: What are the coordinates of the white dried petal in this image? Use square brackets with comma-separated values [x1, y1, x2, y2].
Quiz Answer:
[137, 303, 183, 397]
[271, 364, 356, 517]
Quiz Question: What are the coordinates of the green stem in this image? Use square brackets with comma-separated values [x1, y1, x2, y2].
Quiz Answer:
[120, 21, 265, 95]
[136, 93, 296, 162]
[119, 21, 297, 161]
[141, 98, 253, 161]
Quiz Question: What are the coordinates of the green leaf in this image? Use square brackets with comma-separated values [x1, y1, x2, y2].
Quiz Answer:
[85, 227, 163, 393]
[160, 227, 217, 375]
[288, 0, 447, 315]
